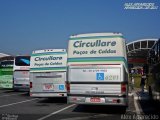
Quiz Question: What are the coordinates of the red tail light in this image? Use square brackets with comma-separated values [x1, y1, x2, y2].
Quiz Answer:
[121, 84, 126, 93]
[66, 82, 70, 92]
[30, 82, 32, 88]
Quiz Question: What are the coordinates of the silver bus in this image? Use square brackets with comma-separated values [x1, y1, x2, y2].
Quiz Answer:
[30, 49, 67, 97]
[67, 33, 129, 107]
[13, 55, 30, 91]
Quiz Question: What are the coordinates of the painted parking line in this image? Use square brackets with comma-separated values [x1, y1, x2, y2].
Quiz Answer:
[38, 104, 76, 120]
[133, 91, 143, 120]
[0, 92, 27, 97]
[0, 98, 38, 108]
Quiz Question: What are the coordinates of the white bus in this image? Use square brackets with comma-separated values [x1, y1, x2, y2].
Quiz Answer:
[30, 49, 67, 97]
[13, 55, 30, 91]
[67, 33, 129, 107]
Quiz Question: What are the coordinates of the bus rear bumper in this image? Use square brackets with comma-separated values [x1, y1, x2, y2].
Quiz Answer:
[67, 96, 128, 106]
[30, 92, 67, 97]
[14, 84, 29, 91]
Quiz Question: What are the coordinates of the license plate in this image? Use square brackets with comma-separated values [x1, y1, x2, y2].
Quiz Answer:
[43, 84, 54, 90]
[85, 97, 105, 103]
[90, 97, 101, 102]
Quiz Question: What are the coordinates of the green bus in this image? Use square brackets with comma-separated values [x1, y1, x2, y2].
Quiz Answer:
[0, 60, 14, 89]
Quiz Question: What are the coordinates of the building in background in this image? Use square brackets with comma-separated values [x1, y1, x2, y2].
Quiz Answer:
[127, 39, 158, 74]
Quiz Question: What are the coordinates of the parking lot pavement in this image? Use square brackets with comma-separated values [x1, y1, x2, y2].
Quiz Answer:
[0, 89, 136, 120]
[133, 88, 160, 119]
[0, 89, 16, 94]
[0, 90, 71, 120]
[0, 90, 32, 106]
[45, 96, 136, 120]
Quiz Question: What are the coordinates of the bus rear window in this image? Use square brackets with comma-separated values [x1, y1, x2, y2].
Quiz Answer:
[15, 56, 30, 66]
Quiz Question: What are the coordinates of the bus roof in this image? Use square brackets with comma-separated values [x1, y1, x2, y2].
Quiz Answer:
[70, 32, 123, 38]
[32, 49, 66, 54]
[15, 55, 30, 57]
[0, 60, 14, 62]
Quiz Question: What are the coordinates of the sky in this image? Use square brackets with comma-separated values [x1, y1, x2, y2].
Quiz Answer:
[0, 0, 160, 55]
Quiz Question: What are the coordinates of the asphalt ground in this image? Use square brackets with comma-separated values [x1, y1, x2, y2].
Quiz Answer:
[0, 89, 157, 120]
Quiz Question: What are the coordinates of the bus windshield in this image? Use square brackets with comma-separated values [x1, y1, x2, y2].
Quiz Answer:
[15, 56, 30, 66]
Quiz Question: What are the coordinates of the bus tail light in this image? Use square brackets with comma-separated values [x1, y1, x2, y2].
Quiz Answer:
[30, 82, 32, 88]
[66, 82, 70, 92]
[121, 83, 126, 94]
